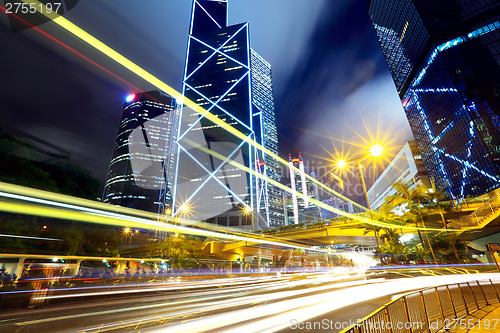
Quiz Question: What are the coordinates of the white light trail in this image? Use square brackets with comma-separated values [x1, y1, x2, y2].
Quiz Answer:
[151, 274, 500, 333]
[0, 233, 62, 242]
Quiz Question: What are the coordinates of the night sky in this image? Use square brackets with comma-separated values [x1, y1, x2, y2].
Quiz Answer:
[0, 0, 413, 197]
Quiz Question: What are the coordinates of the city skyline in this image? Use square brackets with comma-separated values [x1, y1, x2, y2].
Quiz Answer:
[0, 0, 412, 200]
[3, 2, 500, 328]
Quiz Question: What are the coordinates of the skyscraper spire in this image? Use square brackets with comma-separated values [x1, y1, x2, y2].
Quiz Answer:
[190, 0, 227, 36]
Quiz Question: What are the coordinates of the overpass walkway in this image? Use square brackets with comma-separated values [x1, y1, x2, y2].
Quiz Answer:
[264, 217, 379, 246]
[449, 192, 500, 232]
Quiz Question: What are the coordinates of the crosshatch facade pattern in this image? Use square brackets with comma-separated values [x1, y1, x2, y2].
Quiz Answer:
[172, 0, 281, 228]
[369, 0, 500, 199]
[174, 0, 253, 223]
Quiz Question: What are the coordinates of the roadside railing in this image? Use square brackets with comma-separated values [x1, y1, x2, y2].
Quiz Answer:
[452, 192, 500, 228]
[272, 215, 369, 235]
[341, 279, 500, 333]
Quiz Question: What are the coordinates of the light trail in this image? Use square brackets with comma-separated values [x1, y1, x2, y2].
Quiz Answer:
[0, 185, 329, 251]
[22, 273, 493, 333]
[0, 182, 260, 238]
[0, 178, 451, 271]
[13, 272, 366, 326]
[6, 270, 500, 332]
[30, 275, 294, 301]
[150, 274, 500, 333]
[0, 233, 62, 242]
[0, 182, 434, 270]
[182, 137, 446, 232]
[3, 0, 422, 231]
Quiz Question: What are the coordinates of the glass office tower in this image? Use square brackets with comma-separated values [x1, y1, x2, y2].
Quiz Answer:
[103, 91, 179, 213]
[173, 0, 281, 229]
[368, 0, 500, 198]
[250, 50, 284, 228]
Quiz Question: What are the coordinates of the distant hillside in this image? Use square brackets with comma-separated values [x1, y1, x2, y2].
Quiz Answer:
[0, 127, 100, 199]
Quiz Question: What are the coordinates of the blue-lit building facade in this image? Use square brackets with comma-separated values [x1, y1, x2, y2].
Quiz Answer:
[103, 91, 179, 213]
[368, 0, 500, 199]
[172, 0, 280, 229]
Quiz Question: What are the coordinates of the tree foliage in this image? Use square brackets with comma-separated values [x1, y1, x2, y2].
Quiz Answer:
[0, 130, 100, 199]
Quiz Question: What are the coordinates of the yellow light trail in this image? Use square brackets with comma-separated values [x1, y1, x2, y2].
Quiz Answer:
[0, 182, 275, 239]
[0, 189, 322, 252]
[18, 0, 373, 215]
[182, 138, 446, 232]
[18, 0, 440, 231]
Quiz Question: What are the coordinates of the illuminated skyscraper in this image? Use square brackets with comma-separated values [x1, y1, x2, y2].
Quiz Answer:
[103, 91, 179, 212]
[250, 50, 284, 228]
[172, 0, 281, 229]
[368, 0, 500, 198]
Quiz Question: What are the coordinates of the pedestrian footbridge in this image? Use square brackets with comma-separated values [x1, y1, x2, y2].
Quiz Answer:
[449, 191, 500, 238]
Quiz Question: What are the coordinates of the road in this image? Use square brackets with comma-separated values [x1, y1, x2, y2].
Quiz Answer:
[1, 270, 499, 333]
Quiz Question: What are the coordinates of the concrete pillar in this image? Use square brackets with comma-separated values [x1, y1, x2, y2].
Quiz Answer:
[15, 257, 26, 280]
[71, 259, 83, 276]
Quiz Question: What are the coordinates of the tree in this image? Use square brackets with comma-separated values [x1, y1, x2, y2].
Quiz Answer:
[383, 182, 438, 264]
[0, 131, 100, 199]
[409, 245, 432, 263]
[378, 228, 408, 264]
[424, 187, 461, 263]
[429, 234, 465, 262]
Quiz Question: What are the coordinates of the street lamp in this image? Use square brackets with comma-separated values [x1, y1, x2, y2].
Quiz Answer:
[368, 143, 384, 158]
[336, 159, 347, 170]
[334, 154, 380, 218]
[334, 143, 384, 264]
[123, 227, 132, 246]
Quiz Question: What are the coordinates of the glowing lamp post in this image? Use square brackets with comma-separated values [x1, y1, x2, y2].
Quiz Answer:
[123, 227, 132, 246]
[336, 159, 347, 170]
[368, 143, 384, 158]
[334, 143, 385, 264]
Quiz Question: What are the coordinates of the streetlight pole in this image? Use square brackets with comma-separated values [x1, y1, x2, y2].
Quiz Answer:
[356, 159, 383, 266]
[333, 143, 384, 266]
[357, 160, 372, 214]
